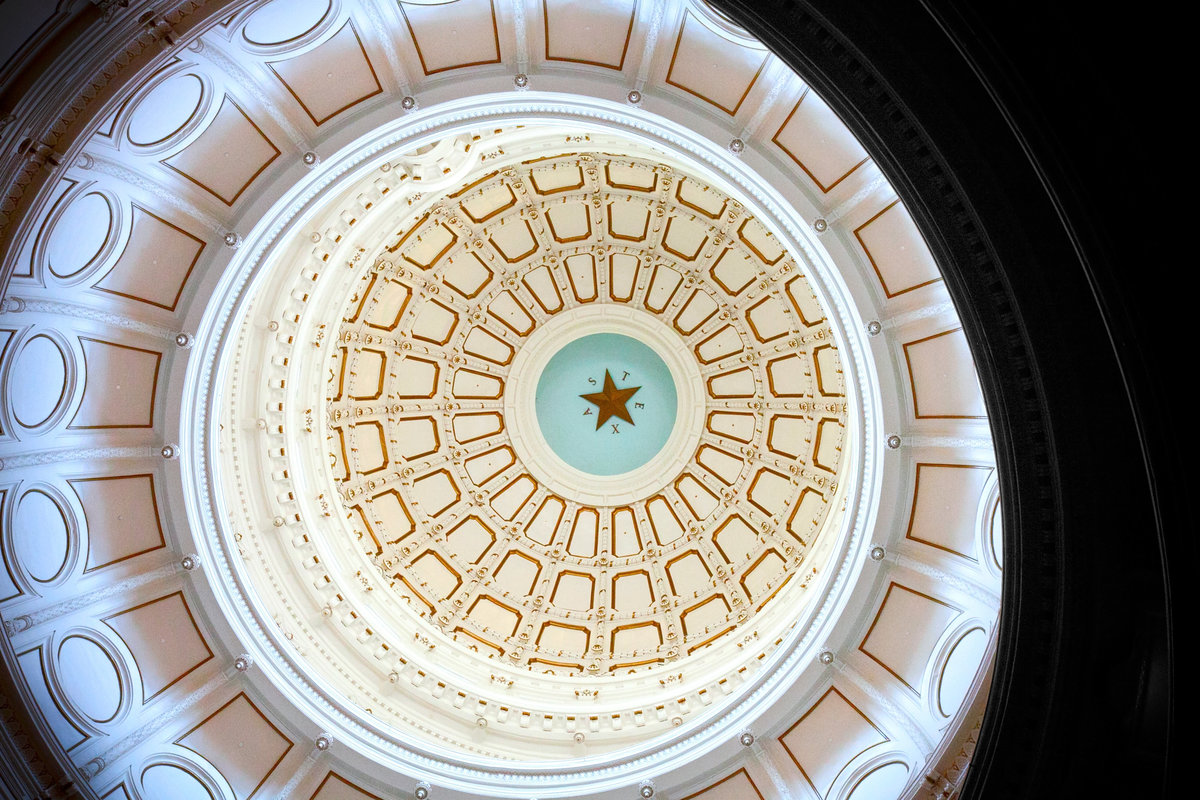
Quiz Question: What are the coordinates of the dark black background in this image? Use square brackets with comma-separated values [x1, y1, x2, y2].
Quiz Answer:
[712, 1, 1183, 796]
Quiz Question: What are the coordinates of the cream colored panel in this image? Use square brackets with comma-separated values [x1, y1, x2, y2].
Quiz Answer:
[392, 356, 439, 398]
[741, 550, 785, 602]
[451, 411, 503, 443]
[779, 687, 888, 797]
[464, 446, 515, 485]
[646, 497, 683, 544]
[766, 354, 809, 396]
[675, 290, 719, 334]
[707, 410, 755, 443]
[363, 279, 410, 330]
[409, 469, 459, 516]
[489, 219, 539, 262]
[709, 249, 756, 295]
[488, 290, 534, 335]
[543, 0, 635, 69]
[489, 474, 536, 520]
[907, 463, 992, 559]
[70, 474, 165, 572]
[176, 693, 293, 800]
[163, 99, 279, 205]
[766, 414, 809, 458]
[860, 583, 959, 692]
[613, 571, 652, 612]
[772, 89, 870, 192]
[467, 596, 520, 637]
[564, 253, 597, 301]
[746, 296, 790, 343]
[351, 421, 387, 474]
[347, 349, 384, 400]
[786, 487, 825, 546]
[544, 204, 590, 243]
[400, 0, 500, 75]
[537, 622, 588, 658]
[855, 201, 941, 297]
[409, 300, 458, 345]
[308, 772, 384, 800]
[269, 23, 381, 125]
[70, 338, 161, 429]
[567, 509, 598, 557]
[445, 516, 495, 563]
[494, 552, 540, 597]
[608, 253, 639, 299]
[522, 264, 564, 312]
[442, 252, 492, 297]
[680, 768, 765, 800]
[95, 207, 204, 311]
[611, 507, 641, 557]
[391, 417, 438, 460]
[411, 552, 460, 600]
[525, 497, 563, 545]
[712, 515, 757, 564]
[666, 14, 765, 114]
[903, 328, 986, 418]
[551, 572, 594, 611]
[451, 368, 503, 399]
[104, 592, 212, 701]
[747, 468, 791, 516]
[666, 551, 710, 595]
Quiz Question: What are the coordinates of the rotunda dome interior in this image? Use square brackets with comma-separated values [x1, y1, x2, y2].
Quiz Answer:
[0, 2, 1004, 799]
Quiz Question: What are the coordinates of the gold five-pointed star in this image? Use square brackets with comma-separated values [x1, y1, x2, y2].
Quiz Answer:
[580, 370, 641, 430]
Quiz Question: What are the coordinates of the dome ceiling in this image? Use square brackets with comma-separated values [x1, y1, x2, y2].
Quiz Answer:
[217, 135, 857, 761]
[0, 1, 1001, 799]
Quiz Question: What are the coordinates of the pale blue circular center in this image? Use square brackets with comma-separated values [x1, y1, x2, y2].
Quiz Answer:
[535, 333, 677, 476]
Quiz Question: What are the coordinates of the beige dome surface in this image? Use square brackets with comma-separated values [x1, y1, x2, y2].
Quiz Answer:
[0, 1, 1000, 798]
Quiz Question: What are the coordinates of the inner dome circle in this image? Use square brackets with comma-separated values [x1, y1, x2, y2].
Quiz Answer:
[534, 333, 677, 476]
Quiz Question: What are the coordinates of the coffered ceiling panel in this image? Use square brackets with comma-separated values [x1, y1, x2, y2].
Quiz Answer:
[268, 22, 383, 125]
[176, 693, 294, 800]
[681, 768, 765, 800]
[68, 338, 161, 430]
[308, 773, 385, 800]
[772, 89, 870, 193]
[902, 328, 987, 419]
[905, 463, 992, 561]
[779, 686, 889, 797]
[859, 582, 960, 694]
[69, 474, 166, 572]
[542, 0, 636, 70]
[666, 13, 767, 115]
[400, 0, 501, 75]
[93, 206, 204, 311]
[854, 200, 941, 298]
[163, 98, 281, 206]
[103, 592, 213, 702]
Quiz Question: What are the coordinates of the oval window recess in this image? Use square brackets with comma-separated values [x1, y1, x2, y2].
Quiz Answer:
[10, 335, 68, 428]
[57, 636, 122, 724]
[937, 627, 988, 717]
[127, 73, 205, 147]
[845, 761, 909, 800]
[47, 192, 113, 279]
[12, 490, 70, 583]
[243, 0, 332, 46]
[141, 764, 214, 800]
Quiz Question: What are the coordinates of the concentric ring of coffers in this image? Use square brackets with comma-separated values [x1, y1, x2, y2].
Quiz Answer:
[329, 149, 851, 675]
[214, 124, 867, 766]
